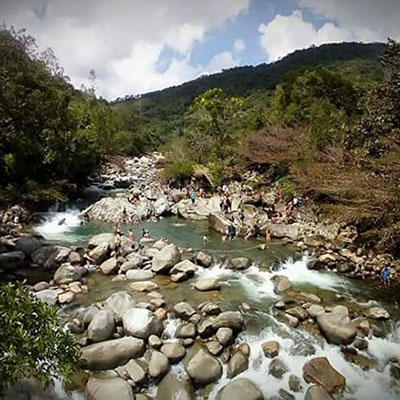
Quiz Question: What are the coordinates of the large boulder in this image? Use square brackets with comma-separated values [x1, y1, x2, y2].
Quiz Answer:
[305, 385, 333, 400]
[123, 308, 162, 339]
[103, 291, 135, 319]
[89, 243, 110, 265]
[88, 233, 114, 250]
[196, 251, 213, 267]
[81, 337, 144, 370]
[213, 311, 244, 332]
[154, 196, 170, 216]
[87, 310, 115, 343]
[303, 357, 346, 395]
[228, 257, 252, 270]
[317, 310, 356, 345]
[152, 244, 181, 274]
[170, 260, 197, 276]
[185, 348, 222, 385]
[157, 372, 195, 400]
[54, 264, 81, 285]
[271, 275, 292, 293]
[15, 236, 41, 258]
[208, 213, 230, 235]
[85, 376, 134, 400]
[31, 245, 71, 270]
[35, 289, 58, 305]
[262, 223, 300, 240]
[120, 253, 143, 272]
[216, 378, 264, 400]
[100, 257, 118, 275]
[126, 269, 154, 281]
[194, 279, 220, 291]
[0, 251, 25, 271]
[149, 351, 170, 379]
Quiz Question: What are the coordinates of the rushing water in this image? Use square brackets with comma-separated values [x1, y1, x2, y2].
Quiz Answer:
[33, 207, 400, 400]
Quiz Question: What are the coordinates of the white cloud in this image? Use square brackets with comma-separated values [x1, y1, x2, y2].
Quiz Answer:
[207, 51, 237, 73]
[233, 38, 246, 53]
[259, 10, 354, 61]
[0, 0, 250, 98]
[298, 0, 400, 42]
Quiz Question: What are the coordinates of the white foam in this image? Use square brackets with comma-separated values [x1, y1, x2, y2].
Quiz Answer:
[35, 208, 82, 241]
[277, 255, 346, 291]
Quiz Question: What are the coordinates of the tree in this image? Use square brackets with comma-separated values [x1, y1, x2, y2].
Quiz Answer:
[0, 283, 80, 394]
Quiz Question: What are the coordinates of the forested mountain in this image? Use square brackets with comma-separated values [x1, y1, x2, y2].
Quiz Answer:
[113, 42, 386, 138]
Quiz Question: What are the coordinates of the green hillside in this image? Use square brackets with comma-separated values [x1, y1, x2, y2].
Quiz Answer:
[112, 42, 386, 139]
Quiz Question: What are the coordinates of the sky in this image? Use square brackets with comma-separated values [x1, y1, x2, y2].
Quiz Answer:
[1, 0, 400, 100]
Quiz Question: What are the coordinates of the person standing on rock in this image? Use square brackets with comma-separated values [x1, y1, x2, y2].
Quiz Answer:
[113, 227, 123, 256]
[128, 229, 135, 243]
[381, 266, 391, 286]
[190, 191, 196, 204]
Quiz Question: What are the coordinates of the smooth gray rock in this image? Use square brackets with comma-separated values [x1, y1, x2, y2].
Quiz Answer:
[305, 385, 333, 400]
[216, 378, 264, 400]
[85, 376, 134, 400]
[15, 236, 41, 257]
[149, 351, 169, 379]
[123, 308, 162, 339]
[185, 348, 222, 385]
[103, 291, 135, 319]
[87, 310, 115, 343]
[54, 264, 81, 285]
[81, 337, 144, 370]
[152, 244, 181, 273]
[0, 251, 25, 271]
[156, 372, 195, 400]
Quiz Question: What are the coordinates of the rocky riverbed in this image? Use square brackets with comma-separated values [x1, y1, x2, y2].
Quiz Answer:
[4, 228, 400, 400]
[1, 153, 400, 400]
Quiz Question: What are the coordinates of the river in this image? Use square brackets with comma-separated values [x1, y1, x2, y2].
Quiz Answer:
[31, 204, 400, 400]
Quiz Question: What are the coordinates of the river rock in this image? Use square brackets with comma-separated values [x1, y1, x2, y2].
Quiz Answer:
[149, 351, 170, 379]
[88, 310, 115, 343]
[125, 359, 146, 384]
[213, 311, 244, 332]
[0, 251, 25, 271]
[129, 281, 158, 292]
[89, 243, 110, 265]
[196, 251, 213, 267]
[185, 348, 222, 384]
[289, 375, 302, 392]
[264, 223, 300, 240]
[208, 212, 231, 235]
[303, 357, 345, 395]
[195, 279, 220, 291]
[216, 327, 233, 346]
[83, 305, 100, 327]
[15, 236, 41, 257]
[120, 254, 144, 272]
[88, 233, 114, 249]
[271, 275, 292, 293]
[368, 307, 390, 320]
[199, 301, 221, 316]
[216, 378, 264, 400]
[286, 306, 308, 321]
[305, 385, 333, 400]
[317, 310, 356, 345]
[100, 257, 118, 275]
[308, 305, 325, 319]
[197, 318, 216, 338]
[205, 341, 223, 356]
[81, 337, 144, 370]
[103, 291, 135, 319]
[269, 358, 288, 378]
[33, 281, 49, 291]
[176, 323, 196, 339]
[54, 264, 81, 284]
[126, 269, 154, 281]
[35, 289, 58, 305]
[161, 343, 186, 363]
[149, 334, 163, 349]
[170, 260, 197, 276]
[229, 257, 252, 270]
[152, 244, 181, 274]
[58, 291, 74, 304]
[123, 308, 162, 339]
[227, 351, 249, 378]
[85, 376, 134, 400]
[31, 245, 71, 269]
[174, 302, 196, 320]
[262, 341, 280, 358]
[68, 251, 84, 265]
[156, 372, 195, 400]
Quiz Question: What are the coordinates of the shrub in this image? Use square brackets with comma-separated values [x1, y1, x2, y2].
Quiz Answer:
[0, 283, 80, 394]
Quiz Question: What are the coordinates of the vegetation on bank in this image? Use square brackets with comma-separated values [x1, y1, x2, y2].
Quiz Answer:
[0, 283, 80, 394]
